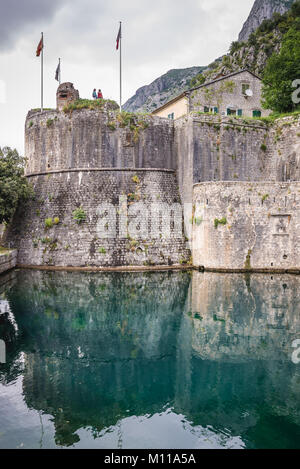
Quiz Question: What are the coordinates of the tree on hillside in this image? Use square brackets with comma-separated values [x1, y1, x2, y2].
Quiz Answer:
[0, 146, 33, 224]
[262, 20, 300, 112]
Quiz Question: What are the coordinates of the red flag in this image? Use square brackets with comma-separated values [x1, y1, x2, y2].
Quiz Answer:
[36, 35, 43, 57]
[116, 24, 121, 50]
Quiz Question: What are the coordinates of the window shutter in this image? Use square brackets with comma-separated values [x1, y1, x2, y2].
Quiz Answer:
[204, 106, 209, 113]
[253, 110, 261, 117]
[214, 107, 218, 114]
[238, 109, 243, 116]
[227, 108, 230, 116]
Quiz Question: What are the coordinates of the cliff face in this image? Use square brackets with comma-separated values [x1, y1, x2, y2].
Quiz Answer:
[123, 66, 205, 113]
[191, 0, 300, 87]
[124, 1, 297, 112]
[238, 0, 295, 42]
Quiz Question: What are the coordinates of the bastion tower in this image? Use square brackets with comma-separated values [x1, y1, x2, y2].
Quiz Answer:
[4, 83, 190, 268]
[4, 81, 300, 271]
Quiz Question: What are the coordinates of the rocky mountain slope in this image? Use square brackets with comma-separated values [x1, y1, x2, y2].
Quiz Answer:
[238, 0, 296, 42]
[124, 0, 298, 113]
[123, 66, 205, 113]
[196, 0, 300, 86]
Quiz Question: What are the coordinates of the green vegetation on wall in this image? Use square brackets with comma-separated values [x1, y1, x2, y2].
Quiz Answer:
[262, 2, 300, 112]
[0, 147, 33, 224]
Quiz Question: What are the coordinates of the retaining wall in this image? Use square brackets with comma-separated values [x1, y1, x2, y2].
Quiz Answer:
[192, 181, 300, 271]
[0, 250, 17, 275]
[3, 169, 190, 268]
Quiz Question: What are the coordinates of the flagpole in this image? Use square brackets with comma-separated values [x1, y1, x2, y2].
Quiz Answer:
[119, 21, 122, 112]
[41, 32, 44, 112]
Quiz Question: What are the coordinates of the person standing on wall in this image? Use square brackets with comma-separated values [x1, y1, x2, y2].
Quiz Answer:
[92, 88, 97, 100]
[98, 89, 103, 99]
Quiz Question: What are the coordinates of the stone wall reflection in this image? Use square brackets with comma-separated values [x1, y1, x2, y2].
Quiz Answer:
[0, 270, 300, 447]
[174, 272, 300, 440]
[188, 272, 300, 362]
[4, 270, 191, 446]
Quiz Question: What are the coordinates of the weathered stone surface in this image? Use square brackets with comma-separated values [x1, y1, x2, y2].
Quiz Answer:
[0, 250, 17, 275]
[192, 181, 300, 270]
[188, 71, 270, 118]
[25, 109, 175, 174]
[5, 104, 300, 271]
[56, 82, 79, 111]
[175, 113, 300, 196]
[4, 170, 190, 267]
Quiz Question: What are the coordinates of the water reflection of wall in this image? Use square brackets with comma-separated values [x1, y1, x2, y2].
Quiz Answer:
[8, 270, 190, 361]
[175, 272, 300, 438]
[1, 270, 300, 448]
[5, 270, 191, 446]
[188, 272, 300, 362]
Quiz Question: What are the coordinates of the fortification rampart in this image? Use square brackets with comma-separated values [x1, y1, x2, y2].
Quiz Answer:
[192, 181, 300, 271]
[25, 109, 175, 174]
[4, 169, 190, 267]
[4, 101, 300, 270]
[176, 114, 300, 192]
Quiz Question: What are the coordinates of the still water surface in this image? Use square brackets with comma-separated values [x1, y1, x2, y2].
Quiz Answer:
[0, 269, 300, 449]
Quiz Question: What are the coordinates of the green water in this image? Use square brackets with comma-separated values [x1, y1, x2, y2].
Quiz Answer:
[0, 269, 300, 449]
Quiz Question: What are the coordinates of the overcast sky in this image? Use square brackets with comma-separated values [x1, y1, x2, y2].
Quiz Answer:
[0, 0, 254, 153]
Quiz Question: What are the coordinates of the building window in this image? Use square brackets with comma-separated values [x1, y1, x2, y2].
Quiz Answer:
[227, 108, 237, 116]
[253, 110, 262, 117]
[168, 113, 174, 120]
[204, 106, 218, 114]
[242, 83, 250, 96]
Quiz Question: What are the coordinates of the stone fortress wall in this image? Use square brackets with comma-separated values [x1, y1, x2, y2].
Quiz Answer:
[175, 114, 300, 205]
[193, 181, 300, 271]
[4, 105, 189, 268]
[178, 114, 300, 271]
[7, 169, 190, 268]
[25, 108, 175, 174]
[3, 83, 300, 270]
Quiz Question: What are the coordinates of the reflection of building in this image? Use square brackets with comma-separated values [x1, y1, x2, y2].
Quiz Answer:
[1, 270, 300, 448]
[188, 272, 300, 362]
[152, 70, 270, 120]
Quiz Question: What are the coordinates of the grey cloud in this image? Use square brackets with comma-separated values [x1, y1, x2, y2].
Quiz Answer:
[0, 0, 254, 153]
[0, 0, 65, 50]
[46, 0, 211, 64]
